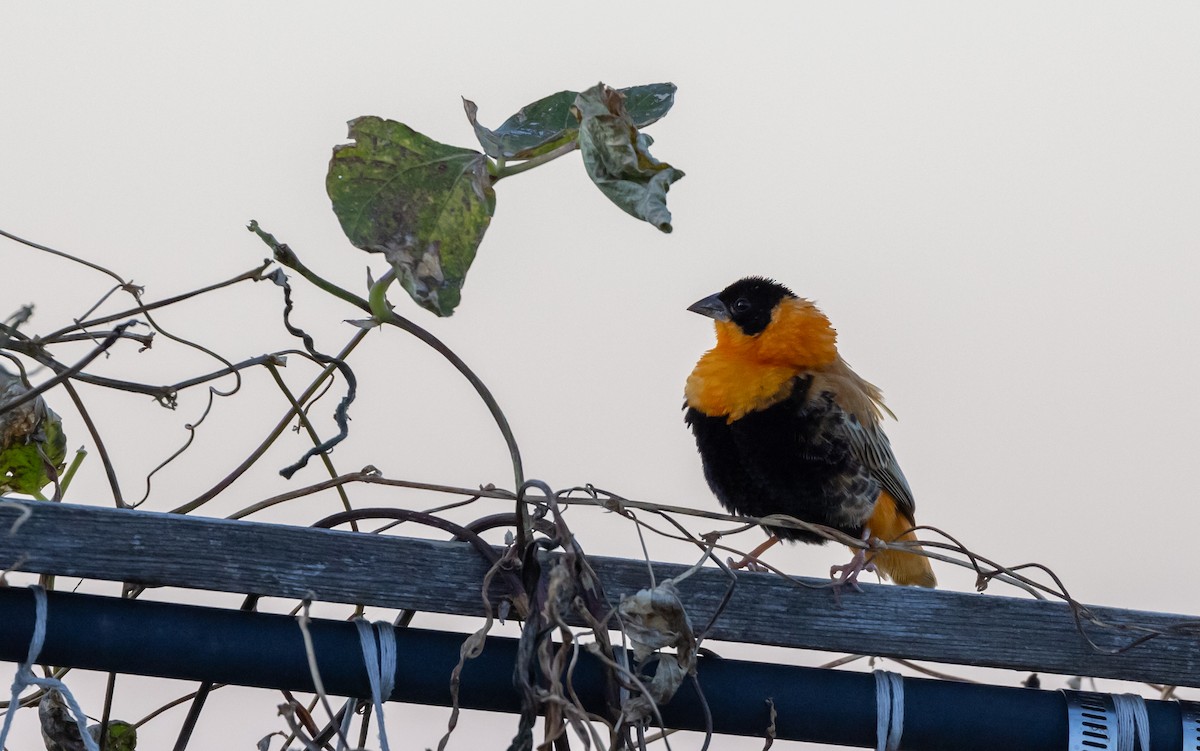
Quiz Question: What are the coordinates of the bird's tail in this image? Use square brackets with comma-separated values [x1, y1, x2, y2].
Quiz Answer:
[868, 528, 937, 588]
[860, 491, 937, 587]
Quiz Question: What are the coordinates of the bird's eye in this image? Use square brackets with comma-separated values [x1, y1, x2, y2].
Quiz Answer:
[732, 298, 752, 314]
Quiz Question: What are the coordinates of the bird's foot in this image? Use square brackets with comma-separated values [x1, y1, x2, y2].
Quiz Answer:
[829, 551, 877, 592]
[727, 553, 771, 572]
[727, 534, 781, 573]
[829, 528, 877, 593]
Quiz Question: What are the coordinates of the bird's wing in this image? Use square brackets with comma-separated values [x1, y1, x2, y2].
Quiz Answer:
[774, 382, 881, 531]
[811, 359, 917, 522]
[844, 415, 917, 522]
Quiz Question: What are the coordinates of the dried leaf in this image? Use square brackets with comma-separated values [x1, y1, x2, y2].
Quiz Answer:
[39, 690, 86, 751]
[39, 691, 137, 751]
[619, 581, 695, 662]
[576, 83, 684, 233]
[618, 580, 697, 720]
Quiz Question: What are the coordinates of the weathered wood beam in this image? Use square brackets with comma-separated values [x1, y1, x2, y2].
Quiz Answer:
[1, 498, 1197, 687]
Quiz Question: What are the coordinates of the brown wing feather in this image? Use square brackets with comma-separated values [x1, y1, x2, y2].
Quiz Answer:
[811, 357, 916, 522]
[846, 417, 916, 522]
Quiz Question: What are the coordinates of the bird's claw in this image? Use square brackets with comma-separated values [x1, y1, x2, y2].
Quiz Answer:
[829, 547, 877, 593]
[727, 554, 771, 572]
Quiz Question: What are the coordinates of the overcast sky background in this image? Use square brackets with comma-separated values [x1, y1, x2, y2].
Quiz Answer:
[3, 3, 1199, 749]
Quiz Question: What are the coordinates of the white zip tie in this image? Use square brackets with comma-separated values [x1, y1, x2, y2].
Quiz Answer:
[873, 669, 904, 751]
[0, 586, 99, 751]
[355, 618, 397, 751]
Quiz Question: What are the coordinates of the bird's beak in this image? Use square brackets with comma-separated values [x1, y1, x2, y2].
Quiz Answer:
[687, 293, 730, 321]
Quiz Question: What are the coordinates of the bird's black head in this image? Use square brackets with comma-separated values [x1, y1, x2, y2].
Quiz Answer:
[688, 277, 797, 335]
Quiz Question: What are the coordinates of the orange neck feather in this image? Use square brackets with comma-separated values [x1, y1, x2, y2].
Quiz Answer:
[685, 298, 839, 420]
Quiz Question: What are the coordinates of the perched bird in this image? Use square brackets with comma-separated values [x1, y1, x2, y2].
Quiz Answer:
[684, 277, 936, 587]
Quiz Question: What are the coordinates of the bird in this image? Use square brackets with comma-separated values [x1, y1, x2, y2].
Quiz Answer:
[684, 276, 936, 587]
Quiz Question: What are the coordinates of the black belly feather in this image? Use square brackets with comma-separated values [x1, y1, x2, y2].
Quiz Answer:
[684, 378, 879, 544]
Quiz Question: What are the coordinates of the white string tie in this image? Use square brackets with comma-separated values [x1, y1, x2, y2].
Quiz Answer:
[355, 618, 397, 751]
[873, 669, 904, 751]
[0, 586, 99, 751]
[1112, 693, 1150, 751]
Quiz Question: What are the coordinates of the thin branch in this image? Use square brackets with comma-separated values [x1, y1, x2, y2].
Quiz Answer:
[0, 226, 127, 286]
[165, 353, 295, 393]
[226, 469, 384, 520]
[41, 261, 272, 341]
[133, 685, 225, 729]
[60, 379, 124, 506]
[98, 670, 118, 751]
[170, 329, 369, 514]
[0, 321, 140, 414]
[0, 352, 31, 385]
[263, 359, 357, 530]
[248, 222, 524, 490]
[295, 601, 353, 751]
[133, 390, 216, 508]
[882, 657, 979, 684]
[267, 269, 357, 480]
[40, 329, 155, 348]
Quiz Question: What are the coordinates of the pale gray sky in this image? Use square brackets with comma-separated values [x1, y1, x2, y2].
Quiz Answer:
[3, 3, 1199, 749]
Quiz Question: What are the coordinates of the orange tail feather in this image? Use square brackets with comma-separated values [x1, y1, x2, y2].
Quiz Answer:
[868, 528, 937, 588]
[861, 490, 937, 588]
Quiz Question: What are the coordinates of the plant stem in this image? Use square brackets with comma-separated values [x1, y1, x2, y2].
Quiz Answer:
[170, 329, 369, 515]
[42, 261, 271, 341]
[248, 224, 524, 490]
[367, 269, 397, 322]
[492, 140, 579, 181]
[262, 359, 358, 530]
[58, 448, 86, 497]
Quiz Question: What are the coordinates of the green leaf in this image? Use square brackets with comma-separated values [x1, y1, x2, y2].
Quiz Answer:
[464, 83, 676, 162]
[327, 116, 496, 316]
[619, 83, 677, 128]
[464, 90, 579, 160]
[0, 368, 67, 496]
[575, 84, 685, 233]
[90, 721, 138, 751]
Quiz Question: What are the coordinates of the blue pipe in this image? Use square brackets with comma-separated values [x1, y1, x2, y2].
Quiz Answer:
[0, 588, 1184, 749]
